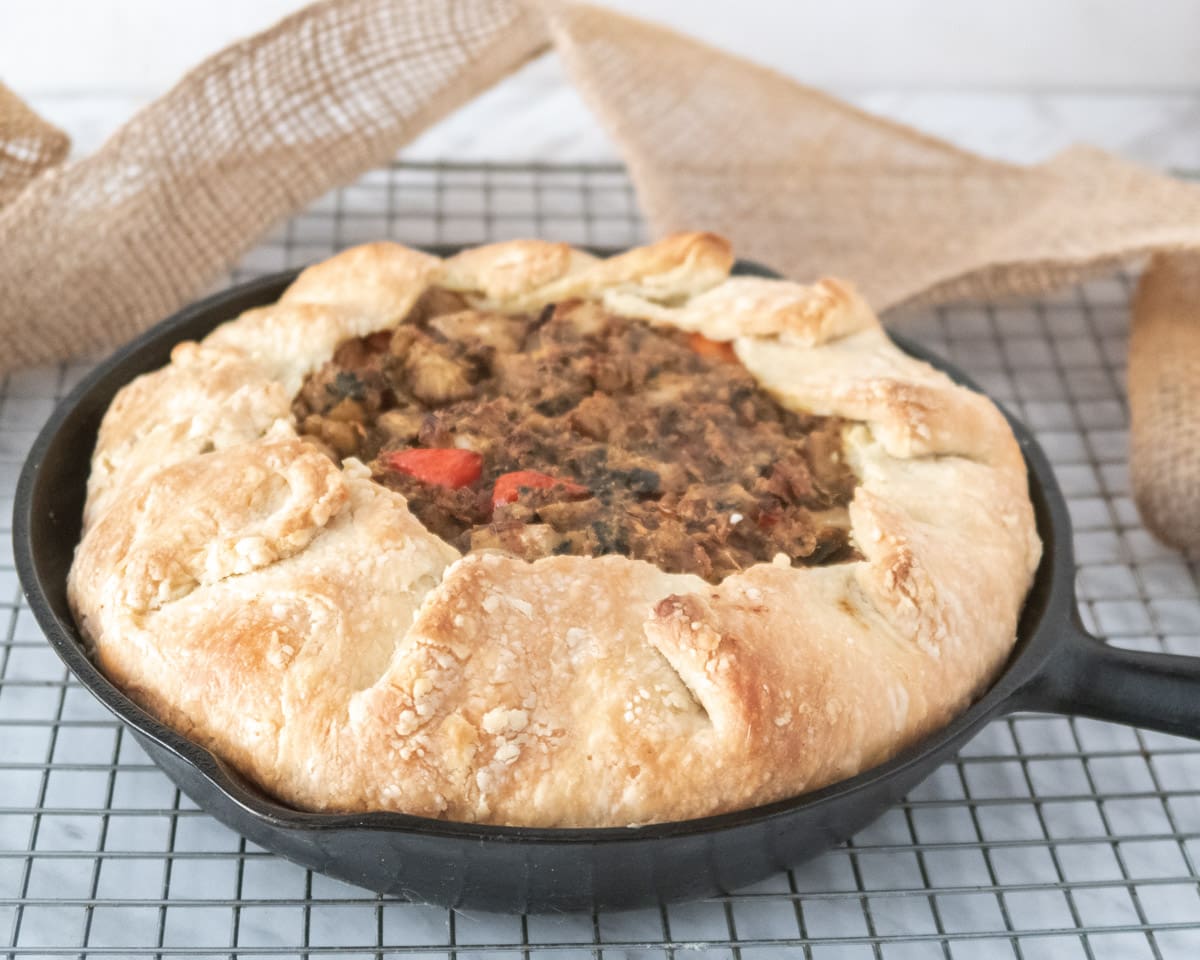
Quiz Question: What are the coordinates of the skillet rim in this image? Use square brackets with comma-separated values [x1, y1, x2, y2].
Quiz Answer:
[13, 257, 1072, 845]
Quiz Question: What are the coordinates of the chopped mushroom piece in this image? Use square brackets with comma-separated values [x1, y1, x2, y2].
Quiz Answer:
[294, 287, 860, 581]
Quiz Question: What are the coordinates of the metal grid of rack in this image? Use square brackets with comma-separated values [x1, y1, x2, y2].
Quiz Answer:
[3, 161, 1200, 959]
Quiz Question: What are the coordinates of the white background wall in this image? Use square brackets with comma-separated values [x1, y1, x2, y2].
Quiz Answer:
[2, 0, 1199, 166]
[5, 0, 1200, 94]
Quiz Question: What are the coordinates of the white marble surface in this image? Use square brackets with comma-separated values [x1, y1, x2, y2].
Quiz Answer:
[396, 56, 1200, 170]
[22, 53, 1200, 173]
[9, 0, 1200, 174]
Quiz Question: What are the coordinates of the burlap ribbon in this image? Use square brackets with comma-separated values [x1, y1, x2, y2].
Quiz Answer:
[0, 83, 69, 209]
[1131, 254, 1200, 552]
[2, 0, 1197, 548]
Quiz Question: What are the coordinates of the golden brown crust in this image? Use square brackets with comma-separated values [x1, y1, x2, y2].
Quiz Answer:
[69, 234, 1040, 827]
[443, 232, 733, 311]
[83, 343, 294, 528]
[607, 275, 875, 345]
[280, 242, 443, 320]
[441, 239, 597, 301]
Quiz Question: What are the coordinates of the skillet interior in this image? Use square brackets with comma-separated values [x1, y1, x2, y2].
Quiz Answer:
[13, 256, 1070, 910]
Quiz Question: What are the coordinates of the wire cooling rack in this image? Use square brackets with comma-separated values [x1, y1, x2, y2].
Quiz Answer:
[3, 161, 1200, 959]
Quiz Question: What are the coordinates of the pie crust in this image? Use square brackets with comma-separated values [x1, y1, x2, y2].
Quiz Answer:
[68, 234, 1041, 827]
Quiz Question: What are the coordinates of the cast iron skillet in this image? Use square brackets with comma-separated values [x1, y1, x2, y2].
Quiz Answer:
[14, 253, 1200, 913]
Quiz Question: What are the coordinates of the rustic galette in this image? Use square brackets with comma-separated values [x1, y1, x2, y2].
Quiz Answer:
[68, 234, 1040, 827]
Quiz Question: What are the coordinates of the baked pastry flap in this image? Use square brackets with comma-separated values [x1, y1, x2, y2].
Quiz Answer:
[69, 234, 1040, 826]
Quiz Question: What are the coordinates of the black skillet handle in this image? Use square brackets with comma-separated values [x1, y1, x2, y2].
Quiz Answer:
[1019, 614, 1200, 739]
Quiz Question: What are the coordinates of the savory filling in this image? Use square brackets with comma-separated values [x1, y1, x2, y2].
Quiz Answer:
[293, 288, 860, 582]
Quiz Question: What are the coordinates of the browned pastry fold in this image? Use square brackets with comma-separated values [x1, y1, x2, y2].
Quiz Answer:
[69, 234, 1040, 827]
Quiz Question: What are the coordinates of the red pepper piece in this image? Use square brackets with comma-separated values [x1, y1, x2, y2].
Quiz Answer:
[384, 448, 482, 488]
[687, 332, 738, 364]
[493, 470, 589, 507]
[756, 509, 780, 530]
